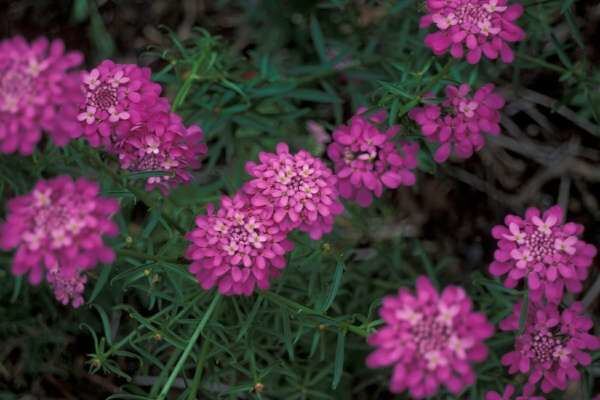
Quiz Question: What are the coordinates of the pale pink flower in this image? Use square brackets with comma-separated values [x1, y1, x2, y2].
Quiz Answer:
[185, 193, 294, 296]
[500, 302, 600, 393]
[0, 176, 119, 307]
[0, 36, 83, 154]
[410, 83, 504, 163]
[243, 143, 343, 239]
[327, 108, 419, 207]
[79, 60, 162, 147]
[366, 276, 494, 399]
[490, 205, 597, 303]
[420, 0, 526, 64]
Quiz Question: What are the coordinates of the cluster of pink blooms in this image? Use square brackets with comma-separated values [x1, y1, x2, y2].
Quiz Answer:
[185, 193, 294, 295]
[79, 62, 207, 192]
[0, 36, 83, 154]
[485, 385, 545, 400]
[0, 176, 119, 307]
[420, 0, 526, 64]
[490, 205, 597, 303]
[244, 143, 344, 240]
[499, 301, 599, 393]
[410, 83, 504, 163]
[366, 276, 494, 399]
[327, 108, 419, 207]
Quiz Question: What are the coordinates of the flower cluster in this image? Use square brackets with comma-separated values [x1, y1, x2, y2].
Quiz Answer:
[186, 193, 294, 295]
[366, 276, 494, 399]
[500, 301, 599, 393]
[486, 385, 546, 400]
[490, 205, 596, 303]
[244, 143, 343, 240]
[0, 176, 119, 307]
[420, 0, 526, 64]
[410, 83, 505, 163]
[0, 36, 83, 154]
[327, 108, 419, 207]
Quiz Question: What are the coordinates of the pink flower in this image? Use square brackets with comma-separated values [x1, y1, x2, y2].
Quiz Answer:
[0, 36, 83, 154]
[79, 60, 162, 147]
[112, 99, 207, 193]
[185, 193, 294, 296]
[366, 276, 494, 399]
[420, 0, 525, 64]
[490, 205, 597, 303]
[410, 83, 504, 163]
[327, 108, 419, 207]
[500, 302, 600, 393]
[243, 143, 343, 240]
[0, 176, 119, 306]
[485, 385, 545, 400]
[46, 268, 87, 308]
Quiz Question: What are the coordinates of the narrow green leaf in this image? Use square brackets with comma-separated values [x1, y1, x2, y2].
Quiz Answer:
[310, 15, 327, 62]
[88, 265, 112, 303]
[281, 309, 295, 361]
[92, 304, 114, 345]
[319, 261, 345, 313]
[331, 330, 346, 389]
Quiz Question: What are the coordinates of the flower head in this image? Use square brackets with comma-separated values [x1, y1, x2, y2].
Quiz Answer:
[79, 60, 162, 147]
[327, 108, 419, 207]
[500, 302, 600, 393]
[185, 193, 294, 296]
[243, 143, 343, 239]
[485, 385, 545, 400]
[112, 100, 207, 193]
[0, 36, 83, 154]
[410, 83, 504, 163]
[0, 176, 119, 305]
[420, 0, 525, 63]
[366, 276, 494, 399]
[46, 268, 87, 308]
[490, 205, 597, 303]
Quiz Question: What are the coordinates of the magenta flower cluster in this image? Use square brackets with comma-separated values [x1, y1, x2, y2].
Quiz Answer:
[420, 0, 526, 64]
[410, 83, 505, 163]
[0, 36, 83, 154]
[490, 205, 596, 303]
[0, 176, 119, 307]
[327, 108, 419, 207]
[366, 276, 493, 399]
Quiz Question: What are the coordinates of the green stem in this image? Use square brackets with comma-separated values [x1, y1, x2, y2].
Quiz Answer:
[173, 50, 209, 111]
[186, 337, 212, 399]
[156, 293, 222, 400]
[261, 291, 378, 337]
[116, 248, 182, 264]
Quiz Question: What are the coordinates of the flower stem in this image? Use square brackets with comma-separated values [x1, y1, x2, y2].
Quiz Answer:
[156, 293, 222, 400]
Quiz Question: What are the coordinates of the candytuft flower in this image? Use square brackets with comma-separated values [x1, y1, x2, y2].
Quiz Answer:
[0, 176, 119, 306]
[490, 205, 597, 303]
[79, 60, 162, 147]
[500, 302, 600, 393]
[327, 108, 419, 207]
[112, 100, 207, 193]
[243, 142, 343, 240]
[410, 83, 504, 163]
[420, 0, 525, 64]
[366, 276, 493, 399]
[485, 385, 545, 400]
[0, 36, 83, 154]
[185, 193, 294, 296]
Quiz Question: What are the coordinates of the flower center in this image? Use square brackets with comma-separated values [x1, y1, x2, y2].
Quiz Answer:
[87, 83, 118, 111]
[0, 64, 34, 113]
[411, 315, 453, 354]
[218, 213, 266, 260]
[525, 230, 555, 261]
[527, 329, 566, 364]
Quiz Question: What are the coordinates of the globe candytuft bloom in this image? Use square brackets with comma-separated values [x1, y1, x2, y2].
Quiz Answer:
[112, 100, 207, 193]
[78, 59, 163, 147]
[409, 83, 504, 163]
[0, 176, 119, 306]
[0, 36, 84, 154]
[366, 276, 494, 399]
[485, 385, 546, 400]
[243, 142, 343, 240]
[420, 0, 525, 64]
[327, 108, 419, 207]
[490, 205, 597, 303]
[185, 193, 294, 296]
[500, 301, 600, 393]
[46, 268, 87, 308]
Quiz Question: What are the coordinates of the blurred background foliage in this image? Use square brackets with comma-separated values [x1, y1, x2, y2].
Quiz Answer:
[1, 0, 600, 399]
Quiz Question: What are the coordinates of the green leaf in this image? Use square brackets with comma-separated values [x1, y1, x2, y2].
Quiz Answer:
[310, 15, 327, 62]
[88, 265, 112, 303]
[281, 309, 295, 361]
[92, 304, 114, 345]
[285, 89, 341, 103]
[331, 330, 346, 389]
[319, 261, 345, 313]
